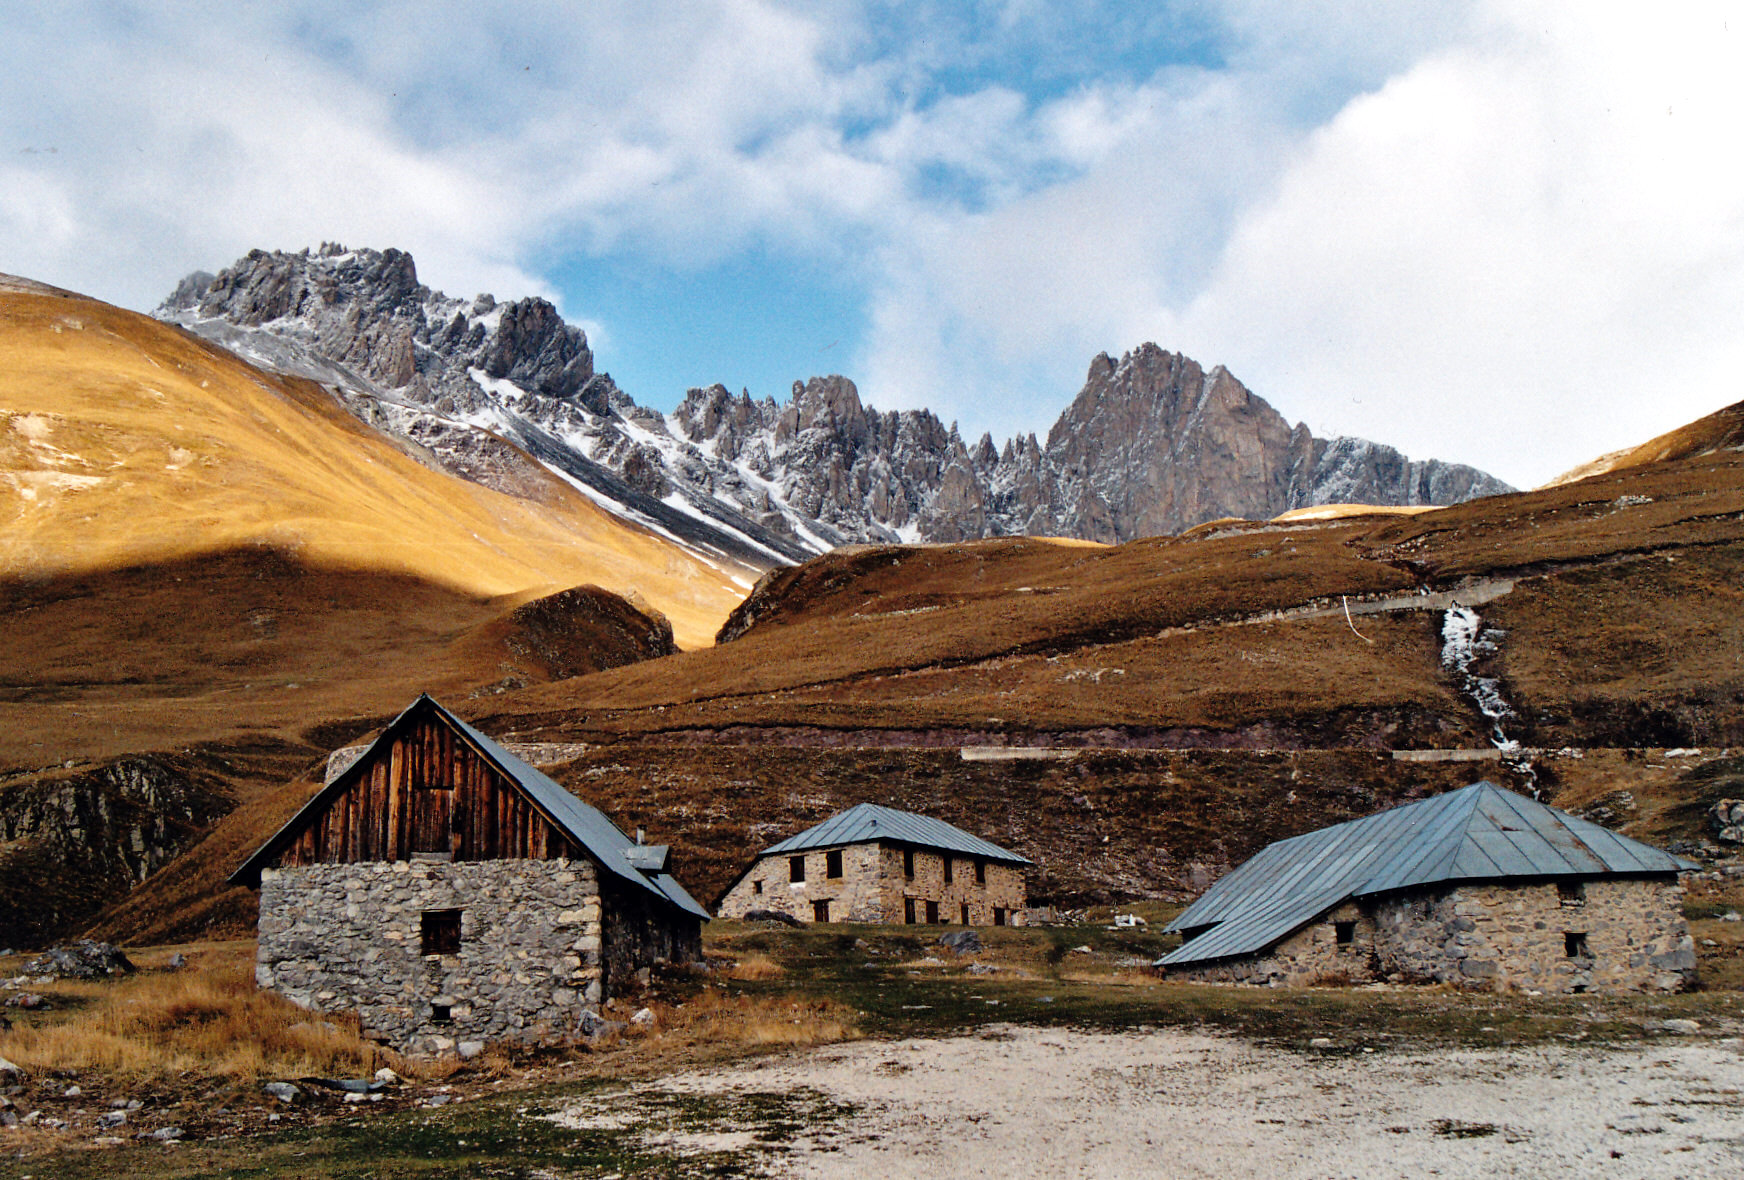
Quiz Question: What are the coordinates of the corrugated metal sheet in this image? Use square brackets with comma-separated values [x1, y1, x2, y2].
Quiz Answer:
[1160, 781, 1692, 967]
[760, 803, 1031, 865]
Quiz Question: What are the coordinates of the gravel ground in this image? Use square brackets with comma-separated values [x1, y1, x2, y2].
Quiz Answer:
[577, 1026, 1744, 1178]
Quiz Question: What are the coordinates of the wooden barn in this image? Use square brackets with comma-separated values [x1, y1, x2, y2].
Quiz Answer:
[231, 694, 707, 1053]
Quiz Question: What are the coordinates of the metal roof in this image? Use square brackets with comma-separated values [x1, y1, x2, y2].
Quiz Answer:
[232, 696, 709, 920]
[1159, 781, 1692, 967]
[759, 802, 1032, 865]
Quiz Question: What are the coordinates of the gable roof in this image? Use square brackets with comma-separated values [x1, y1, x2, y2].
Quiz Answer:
[1159, 781, 1692, 968]
[759, 802, 1031, 865]
[230, 695, 708, 920]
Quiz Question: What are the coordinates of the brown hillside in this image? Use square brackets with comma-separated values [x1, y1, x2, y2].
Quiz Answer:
[0, 549, 673, 770]
[1544, 397, 1744, 487]
[469, 445, 1744, 751]
[0, 285, 752, 647]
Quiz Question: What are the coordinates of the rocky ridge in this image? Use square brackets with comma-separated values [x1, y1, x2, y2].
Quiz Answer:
[160, 246, 1511, 559]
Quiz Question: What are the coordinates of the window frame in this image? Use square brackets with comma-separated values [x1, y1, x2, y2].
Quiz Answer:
[420, 908, 463, 956]
[789, 854, 806, 883]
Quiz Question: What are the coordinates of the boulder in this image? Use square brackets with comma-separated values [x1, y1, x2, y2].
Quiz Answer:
[23, 941, 135, 979]
[1707, 799, 1744, 843]
[938, 929, 983, 956]
[262, 1082, 301, 1105]
[742, 909, 805, 929]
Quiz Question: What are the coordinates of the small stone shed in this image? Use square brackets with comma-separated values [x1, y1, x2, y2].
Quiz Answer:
[716, 803, 1030, 926]
[1157, 782, 1696, 993]
[231, 694, 707, 1053]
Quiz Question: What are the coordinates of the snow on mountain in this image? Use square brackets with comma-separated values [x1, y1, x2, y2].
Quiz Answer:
[158, 246, 1513, 567]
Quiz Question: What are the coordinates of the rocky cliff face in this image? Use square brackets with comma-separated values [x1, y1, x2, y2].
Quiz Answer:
[161, 246, 1511, 559]
[0, 757, 233, 948]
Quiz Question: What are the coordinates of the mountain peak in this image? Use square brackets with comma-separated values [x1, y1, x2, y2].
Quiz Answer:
[159, 244, 1514, 560]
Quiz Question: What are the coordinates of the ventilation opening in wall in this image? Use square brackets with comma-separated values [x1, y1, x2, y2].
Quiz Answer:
[1565, 932, 1590, 958]
[431, 1003, 452, 1024]
[421, 908, 462, 956]
[1335, 920, 1356, 947]
[1557, 881, 1586, 906]
[753, 879, 763, 894]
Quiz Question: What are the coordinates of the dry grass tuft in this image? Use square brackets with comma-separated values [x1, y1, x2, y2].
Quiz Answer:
[668, 988, 859, 1049]
[0, 941, 411, 1082]
[720, 952, 785, 981]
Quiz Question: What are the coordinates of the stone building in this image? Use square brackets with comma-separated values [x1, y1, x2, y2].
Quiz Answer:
[716, 803, 1030, 925]
[1158, 781, 1696, 993]
[231, 695, 707, 1053]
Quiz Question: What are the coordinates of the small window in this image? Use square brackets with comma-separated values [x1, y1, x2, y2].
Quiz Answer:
[975, 859, 986, 885]
[926, 900, 939, 924]
[826, 849, 843, 879]
[1557, 881, 1585, 906]
[903, 848, 915, 879]
[904, 897, 917, 924]
[961, 903, 971, 925]
[812, 899, 831, 923]
[1565, 932, 1589, 958]
[431, 1003, 452, 1024]
[420, 909, 462, 956]
[753, 878, 763, 895]
[944, 856, 953, 885]
[1335, 920, 1356, 947]
[790, 855, 806, 883]
[993, 907, 1006, 927]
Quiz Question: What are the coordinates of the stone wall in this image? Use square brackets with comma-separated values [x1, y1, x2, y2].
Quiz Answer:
[1171, 901, 1375, 986]
[256, 858, 604, 1054]
[600, 873, 702, 990]
[717, 843, 888, 922]
[874, 846, 1028, 926]
[1371, 878, 1694, 993]
[1166, 878, 1695, 994]
[716, 842, 1026, 925]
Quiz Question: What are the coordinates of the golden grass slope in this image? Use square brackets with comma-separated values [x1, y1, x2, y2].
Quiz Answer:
[0, 285, 748, 647]
[1543, 397, 1744, 488]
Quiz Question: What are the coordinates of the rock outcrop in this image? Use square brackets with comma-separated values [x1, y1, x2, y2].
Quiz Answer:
[0, 757, 233, 948]
[161, 246, 1512, 556]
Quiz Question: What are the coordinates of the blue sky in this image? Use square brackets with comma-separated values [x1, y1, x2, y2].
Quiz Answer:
[4, 2, 1743, 486]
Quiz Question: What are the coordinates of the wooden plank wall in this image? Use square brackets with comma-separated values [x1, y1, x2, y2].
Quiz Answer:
[280, 714, 576, 867]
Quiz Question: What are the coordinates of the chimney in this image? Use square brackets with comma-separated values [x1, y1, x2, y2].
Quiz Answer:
[635, 827, 645, 845]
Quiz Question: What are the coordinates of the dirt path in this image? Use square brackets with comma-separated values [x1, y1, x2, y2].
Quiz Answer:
[556, 1027, 1744, 1178]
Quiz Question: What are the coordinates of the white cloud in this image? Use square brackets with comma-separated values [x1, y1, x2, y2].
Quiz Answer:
[1163, 1, 1744, 484]
[855, 1, 1744, 485]
[5, 1, 1741, 487]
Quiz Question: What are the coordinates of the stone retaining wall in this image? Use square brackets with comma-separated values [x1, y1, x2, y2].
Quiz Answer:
[1167, 878, 1695, 994]
[256, 858, 603, 1054]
